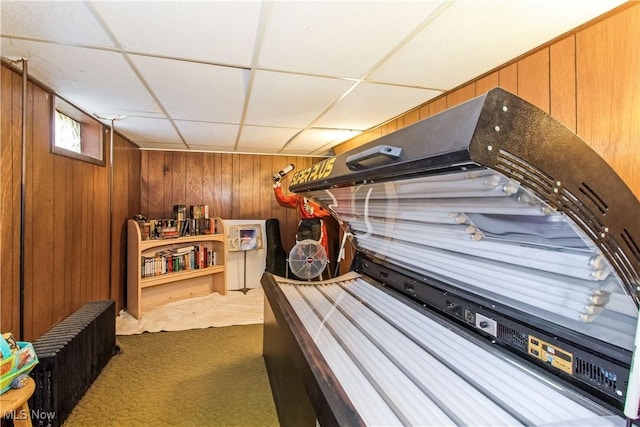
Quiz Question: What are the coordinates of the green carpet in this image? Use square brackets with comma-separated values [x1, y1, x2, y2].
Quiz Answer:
[63, 325, 279, 426]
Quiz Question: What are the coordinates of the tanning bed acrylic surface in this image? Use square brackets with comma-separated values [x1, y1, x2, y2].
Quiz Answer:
[274, 275, 624, 426]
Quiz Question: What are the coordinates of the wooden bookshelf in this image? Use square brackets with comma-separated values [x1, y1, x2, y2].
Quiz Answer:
[127, 218, 227, 319]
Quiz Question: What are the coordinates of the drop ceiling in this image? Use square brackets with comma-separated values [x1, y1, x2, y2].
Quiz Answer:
[0, 0, 627, 156]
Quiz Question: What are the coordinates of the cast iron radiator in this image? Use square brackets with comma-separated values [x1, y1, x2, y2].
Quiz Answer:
[28, 300, 116, 427]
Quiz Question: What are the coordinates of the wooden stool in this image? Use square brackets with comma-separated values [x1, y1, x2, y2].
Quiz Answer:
[1, 377, 35, 427]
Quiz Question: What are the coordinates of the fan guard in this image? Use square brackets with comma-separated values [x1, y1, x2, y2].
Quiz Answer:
[288, 239, 328, 280]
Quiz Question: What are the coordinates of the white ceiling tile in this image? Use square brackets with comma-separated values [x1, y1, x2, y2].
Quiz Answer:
[370, 0, 628, 89]
[314, 82, 441, 130]
[0, 38, 162, 119]
[245, 71, 353, 128]
[258, 1, 446, 78]
[130, 54, 248, 123]
[1, 0, 626, 156]
[175, 121, 238, 148]
[0, 1, 115, 48]
[237, 126, 302, 152]
[284, 128, 361, 153]
[91, 1, 262, 66]
[113, 117, 182, 145]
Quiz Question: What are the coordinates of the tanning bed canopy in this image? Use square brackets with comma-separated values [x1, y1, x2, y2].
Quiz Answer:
[287, 88, 639, 404]
[290, 87, 639, 311]
[263, 88, 640, 424]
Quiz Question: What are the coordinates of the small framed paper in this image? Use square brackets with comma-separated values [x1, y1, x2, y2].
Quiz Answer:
[228, 225, 263, 252]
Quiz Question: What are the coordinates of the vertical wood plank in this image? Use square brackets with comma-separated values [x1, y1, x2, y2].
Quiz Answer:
[238, 154, 255, 219]
[386, 119, 397, 135]
[550, 36, 577, 132]
[402, 109, 420, 128]
[378, 123, 389, 138]
[140, 151, 149, 215]
[446, 83, 476, 109]
[258, 156, 271, 219]
[112, 134, 141, 312]
[11, 71, 22, 320]
[30, 88, 55, 338]
[394, 117, 404, 132]
[22, 83, 34, 340]
[111, 131, 124, 307]
[170, 152, 186, 217]
[418, 104, 430, 120]
[201, 152, 215, 218]
[185, 151, 204, 209]
[219, 153, 233, 219]
[0, 66, 22, 334]
[0, 66, 13, 331]
[231, 154, 241, 218]
[252, 155, 265, 219]
[211, 153, 222, 217]
[517, 48, 550, 113]
[498, 62, 518, 94]
[97, 143, 110, 300]
[63, 157, 75, 316]
[146, 151, 165, 218]
[90, 159, 99, 301]
[52, 123, 67, 325]
[80, 161, 90, 306]
[127, 139, 141, 218]
[475, 71, 499, 95]
[428, 97, 447, 117]
[576, 3, 640, 198]
[371, 126, 381, 141]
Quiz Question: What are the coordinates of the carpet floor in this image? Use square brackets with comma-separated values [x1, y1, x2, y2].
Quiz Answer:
[63, 325, 279, 427]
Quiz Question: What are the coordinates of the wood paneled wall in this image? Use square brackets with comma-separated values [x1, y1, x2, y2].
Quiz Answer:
[335, 3, 640, 200]
[0, 63, 140, 340]
[139, 151, 324, 255]
[112, 131, 141, 314]
[1, 64, 23, 336]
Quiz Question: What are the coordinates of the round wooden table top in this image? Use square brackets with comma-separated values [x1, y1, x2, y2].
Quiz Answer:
[1, 376, 35, 414]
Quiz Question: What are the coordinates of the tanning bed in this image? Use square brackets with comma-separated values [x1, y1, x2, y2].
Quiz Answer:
[261, 87, 640, 427]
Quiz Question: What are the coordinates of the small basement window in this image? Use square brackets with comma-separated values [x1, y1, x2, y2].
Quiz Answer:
[55, 111, 81, 152]
[52, 96, 105, 166]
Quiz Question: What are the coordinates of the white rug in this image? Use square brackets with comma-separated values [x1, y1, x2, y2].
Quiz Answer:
[116, 287, 264, 335]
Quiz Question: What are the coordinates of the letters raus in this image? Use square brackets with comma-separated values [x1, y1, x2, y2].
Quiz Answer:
[289, 157, 336, 186]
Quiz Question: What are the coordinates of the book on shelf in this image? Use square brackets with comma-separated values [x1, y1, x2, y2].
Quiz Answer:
[190, 204, 209, 219]
[173, 205, 187, 221]
[143, 217, 216, 239]
[141, 244, 216, 278]
[172, 245, 195, 255]
[179, 220, 191, 236]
